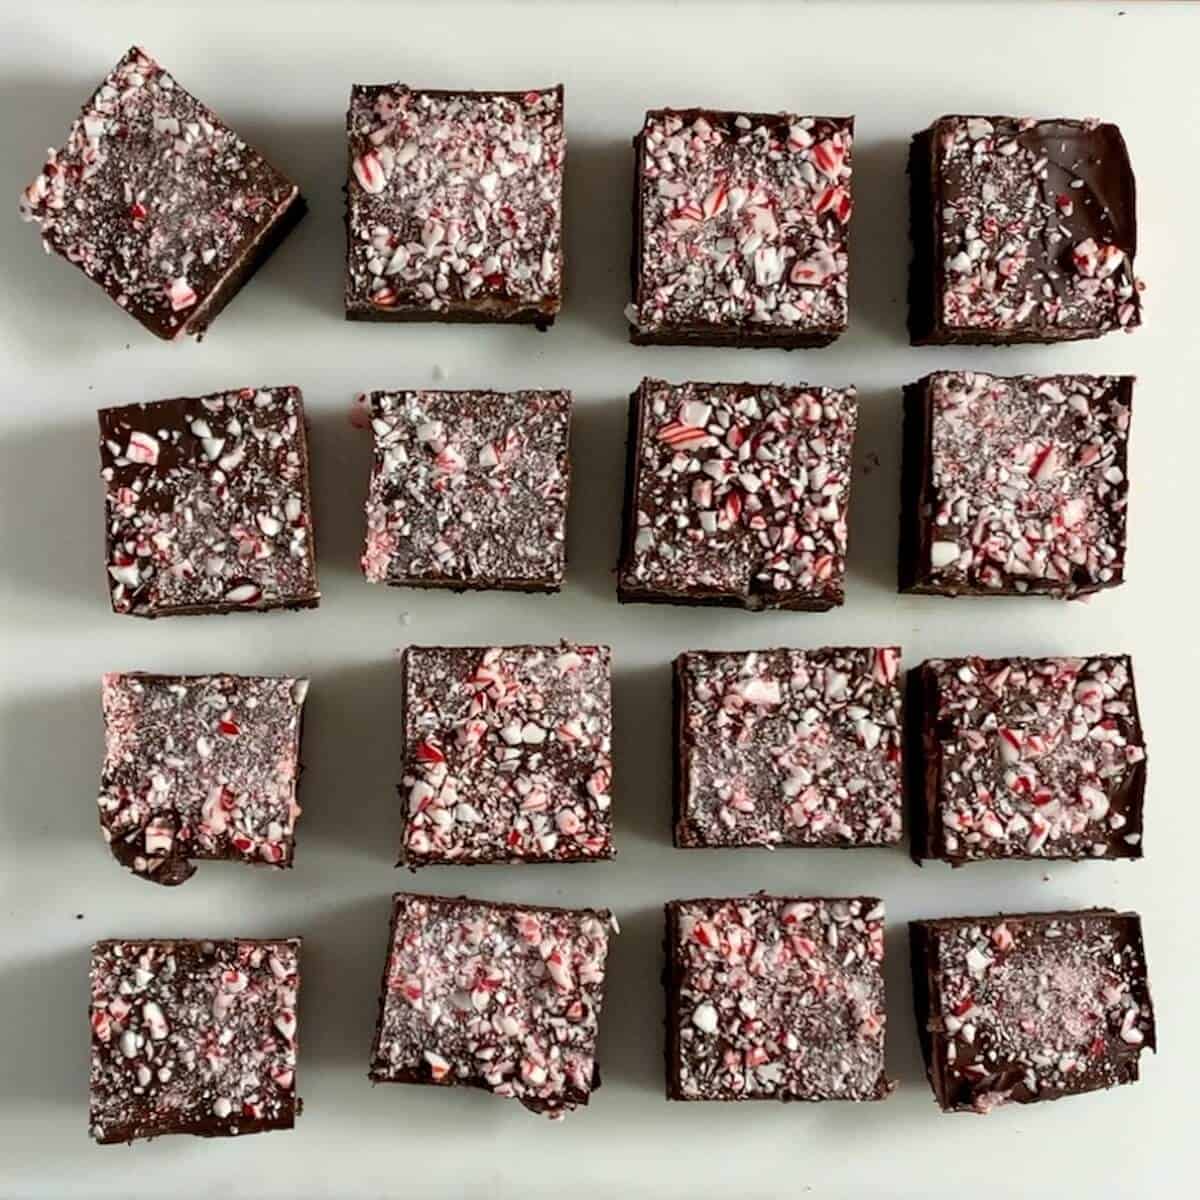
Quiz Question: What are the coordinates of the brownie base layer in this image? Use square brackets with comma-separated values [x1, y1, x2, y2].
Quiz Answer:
[347, 304, 556, 329]
[379, 577, 562, 596]
[629, 328, 840, 349]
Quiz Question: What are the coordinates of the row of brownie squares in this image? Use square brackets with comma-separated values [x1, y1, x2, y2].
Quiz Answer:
[97, 645, 1146, 885]
[98, 372, 1133, 616]
[88, 895, 1156, 1143]
[21, 47, 1142, 346]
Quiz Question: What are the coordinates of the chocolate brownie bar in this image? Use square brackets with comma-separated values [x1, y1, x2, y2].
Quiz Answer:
[910, 910, 1155, 1113]
[362, 389, 570, 591]
[908, 116, 1141, 344]
[99, 672, 309, 885]
[900, 372, 1132, 597]
[909, 655, 1146, 865]
[90, 937, 301, 1143]
[665, 896, 893, 1102]
[630, 110, 853, 347]
[674, 648, 903, 849]
[20, 47, 304, 340]
[619, 378, 857, 609]
[399, 644, 613, 866]
[369, 893, 615, 1117]
[346, 85, 564, 326]
[98, 386, 320, 616]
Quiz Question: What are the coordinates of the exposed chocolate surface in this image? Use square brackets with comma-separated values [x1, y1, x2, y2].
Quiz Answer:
[399, 645, 613, 866]
[674, 648, 903, 849]
[665, 896, 893, 1102]
[899, 371, 1132, 598]
[910, 910, 1155, 1113]
[346, 85, 564, 326]
[99, 672, 308, 885]
[369, 893, 614, 1117]
[98, 386, 320, 617]
[362, 390, 570, 591]
[90, 937, 301, 1143]
[908, 116, 1140, 345]
[909, 656, 1146, 865]
[20, 47, 303, 341]
[630, 109, 852, 347]
[618, 378, 857, 610]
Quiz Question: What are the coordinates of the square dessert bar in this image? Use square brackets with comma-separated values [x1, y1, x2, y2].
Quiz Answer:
[98, 386, 320, 616]
[630, 109, 853, 347]
[619, 378, 857, 610]
[909, 655, 1146, 865]
[89, 937, 301, 1143]
[674, 648, 903, 849]
[99, 672, 309, 885]
[346, 85, 565, 326]
[908, 116, 1140, 344]
[665, 896, 893, 1102]
[900, 372, 1132, 598]
[362, 389, 571, 591]
[369, 893, 615, 1117]
[399, 644, 613, 866]
[910, 910, 1155, 1113]
[20, 47, 304, 340]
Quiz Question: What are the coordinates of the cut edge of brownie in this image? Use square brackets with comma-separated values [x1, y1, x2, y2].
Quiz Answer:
[368, 892, 608, 1113]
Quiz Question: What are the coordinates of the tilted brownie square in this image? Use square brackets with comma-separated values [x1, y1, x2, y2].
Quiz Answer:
[346, 85, 564, 326]
[399, 644, 613, 866]
[98, 386, 320, 616]
[99, 672, 309, 885]
[89, 937, 301, 1143]
[361, 389, 570, 591]
[900, 372, 1132, 598]
[908, 116, 1140, 344]
[910, 909, 1155, 1113]
[619, 378, 857, 610]
[20, 47, 304, 340]
[665, 896, 893, 1102]
[674, 648, 903, 849]
[909, 655, 1146, 865]
[369, 892, 615, 1117]
[630, 109, 853, 347]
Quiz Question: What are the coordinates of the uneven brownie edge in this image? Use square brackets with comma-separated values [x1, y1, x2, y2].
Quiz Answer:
[628, 109, 851, 349]
[89, 937, 301, 1143]
[906, 130, 937, 345]
[909, 910, 1156, 1113]
[897, 379, 930, 592]
[664, 896, 893, 1102]
[368, 893, 611, 1116]
[344, 85, 564, 329]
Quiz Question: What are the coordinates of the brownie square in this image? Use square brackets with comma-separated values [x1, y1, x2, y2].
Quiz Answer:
[369, 893, 614, 1117]
[665, 896, 893, 1102]
[98, 386, 320, 617]
[910, 909, 1155, 1113]
[674, 648, 903, 849]
[399, 644, 613, 866]
[346, 85, 564, 326]
[89, 937, 301, 1143]
[908, 116, 1141, 345]
[20, 47, 304, 341]
[361, 389, 570, 591]
[900, 371, 1132, 598]
[99, 672, 309, 885]
[908, 655, 1146, 865]
[630, 109, 853, 347]
[618, 378, 857, 610]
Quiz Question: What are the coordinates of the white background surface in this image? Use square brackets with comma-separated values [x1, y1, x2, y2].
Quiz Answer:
[1, 1, 1197, 1196]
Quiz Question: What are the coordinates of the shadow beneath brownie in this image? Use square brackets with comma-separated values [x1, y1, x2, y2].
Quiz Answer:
[0, 681, 101, 848]
[883, 921, 926, 1094]
[610, 661, 672, 851]
[845, 136, 911, 345]
[595, 903, 664, 1098]
[846, 385, 903, 596]
[297, 657, 402, 867]
[562, 137, 633, 344]
[304, 402, 373, 583]
[566, 396, 626, 604]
